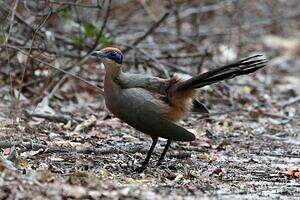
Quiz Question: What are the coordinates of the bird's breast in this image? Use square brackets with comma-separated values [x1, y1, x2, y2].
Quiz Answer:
[104, 75, 123, 116]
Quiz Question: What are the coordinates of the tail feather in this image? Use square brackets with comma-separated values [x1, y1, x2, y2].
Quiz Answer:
[172, 55, 267, 91]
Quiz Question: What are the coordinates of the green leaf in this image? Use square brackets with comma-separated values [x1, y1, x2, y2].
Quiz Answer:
[99, 35, 113, 46]
[83, 21, 97, 37]
[60, 7, 71, 19]
[0, 35, 5, 45]
[72, 36, 82, 46]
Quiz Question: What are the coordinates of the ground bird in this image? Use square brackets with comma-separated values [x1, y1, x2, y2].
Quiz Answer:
[92, 47, 266, 172]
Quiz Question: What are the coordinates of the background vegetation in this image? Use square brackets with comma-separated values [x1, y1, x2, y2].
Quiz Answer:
[0, 0, 299, 198]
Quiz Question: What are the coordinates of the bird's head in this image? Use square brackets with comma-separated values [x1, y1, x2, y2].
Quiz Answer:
[92, 47, 123, 66]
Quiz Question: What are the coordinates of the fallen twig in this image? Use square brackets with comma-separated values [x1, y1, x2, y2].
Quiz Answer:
[0, 140, 193, 159]
[24, 110, 82, 124]
[279, 96, 300, 108]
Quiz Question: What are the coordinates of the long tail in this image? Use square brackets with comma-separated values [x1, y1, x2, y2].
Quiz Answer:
[171, 55, 267, 92]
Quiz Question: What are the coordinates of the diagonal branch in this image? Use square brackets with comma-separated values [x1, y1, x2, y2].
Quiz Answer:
[6, 45, 104, 95]
[123, 12, 170, 53]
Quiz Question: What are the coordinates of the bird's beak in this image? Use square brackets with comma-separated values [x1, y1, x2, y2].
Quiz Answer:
[91, 51, 107, 58]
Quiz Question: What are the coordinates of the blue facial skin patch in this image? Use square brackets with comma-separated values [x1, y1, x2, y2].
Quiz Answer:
[106, 51, 123, 64]
[92, 50, 123, 64]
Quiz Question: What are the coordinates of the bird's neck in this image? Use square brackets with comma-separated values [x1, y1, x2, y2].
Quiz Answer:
[104, 62, 122, 79]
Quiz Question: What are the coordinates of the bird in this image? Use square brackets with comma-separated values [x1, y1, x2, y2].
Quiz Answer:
[92, 47, 266, 172]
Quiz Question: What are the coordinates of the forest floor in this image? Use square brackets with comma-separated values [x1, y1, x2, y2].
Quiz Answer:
[1, 51, 299, 199]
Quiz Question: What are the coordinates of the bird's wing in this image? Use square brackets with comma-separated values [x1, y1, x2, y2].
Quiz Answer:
[116, 73, 169, 95]
[116, 88, 195, 141]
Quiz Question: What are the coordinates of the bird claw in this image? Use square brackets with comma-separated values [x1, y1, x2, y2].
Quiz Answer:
[135, 165, 147, 173]
[155, 160, 163, 167]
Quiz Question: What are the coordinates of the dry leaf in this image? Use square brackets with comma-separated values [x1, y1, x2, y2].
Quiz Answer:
[74, 115, 97, 132]
[210, 168, 223, 176]
[280, 168, 300, 178]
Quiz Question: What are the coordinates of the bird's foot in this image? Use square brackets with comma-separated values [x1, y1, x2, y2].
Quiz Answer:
[155, 160, 163, 167]
[135, 164, 147, 173]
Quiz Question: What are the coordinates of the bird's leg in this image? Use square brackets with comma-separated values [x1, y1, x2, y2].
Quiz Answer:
[156, 139, 171, 166]
[136, 137, 158, 173]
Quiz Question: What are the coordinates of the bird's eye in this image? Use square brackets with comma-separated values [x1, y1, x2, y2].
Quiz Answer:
[110, 52, 116, 56]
